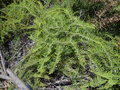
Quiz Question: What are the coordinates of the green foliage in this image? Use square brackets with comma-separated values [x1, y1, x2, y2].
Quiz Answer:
[0, 0, 43, 42]
[0, 0, 120, 89]
[113, 5, 120, 11]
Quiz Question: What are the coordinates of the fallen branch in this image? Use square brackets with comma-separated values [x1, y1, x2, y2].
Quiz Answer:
[0, 50, 6, 74]
[0, 74, 11, 80]
[49, 79, 72, 86]
[0, 50, 30, 90]
[6, 69, 29, 90]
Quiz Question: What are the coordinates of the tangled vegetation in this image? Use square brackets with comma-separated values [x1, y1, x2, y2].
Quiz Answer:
[0, 0, 120, 89]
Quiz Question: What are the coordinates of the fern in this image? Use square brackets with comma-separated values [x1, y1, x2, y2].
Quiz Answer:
[0, 0, 120, 89]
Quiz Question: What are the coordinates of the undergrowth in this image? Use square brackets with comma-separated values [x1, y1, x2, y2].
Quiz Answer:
[0, 0, 120, 89]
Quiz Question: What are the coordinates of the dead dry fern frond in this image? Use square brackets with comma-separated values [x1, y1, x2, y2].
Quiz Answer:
[90, 0, 120, 28]
[98, 13, 120, 28]
[95, 0, 117, 18]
